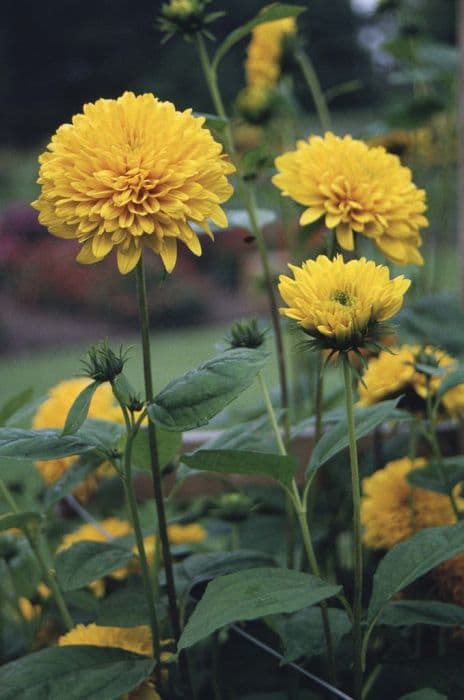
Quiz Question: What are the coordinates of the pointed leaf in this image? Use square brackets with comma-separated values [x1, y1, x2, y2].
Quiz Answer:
[0, 428, 98, 461]
[132, 426, 182, 470]
[0, 389, 34, 426]
[178, 567, 341, 650]
[0, 511, 42, 533]
[407, 457, 464, 494]
[148, 348, 269, 431]
[61, 381, 100, 436]
[0, 646, 154, 700]
[380, 600, 464, 628]
[367, 522, 464, 631]
[212, 4, 305, 69]
[182, 449, 298, 489]
[182, 550, 276, 584]
[306, 398, 402, 479]
[56, 541, 133, 591]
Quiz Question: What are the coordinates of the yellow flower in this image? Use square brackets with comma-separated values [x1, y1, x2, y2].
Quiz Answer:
[278, 254, 410, 351]
[273, 132, 428, 265]
[168, 522, 207, 544]
[358, 344, 464, 418]
[361, 457, 463, 550]
[245, 17, 296, 88]
[33, 92, 235, 275]
[19, 597, 41, 622]
[32, 378, 124, 499]
[235, 84, 274, 124]
[58, 623, 152, 655]
[58, 518, 131, 552]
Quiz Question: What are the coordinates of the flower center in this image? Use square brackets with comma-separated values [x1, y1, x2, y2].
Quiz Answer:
[332, 290, 353, 307]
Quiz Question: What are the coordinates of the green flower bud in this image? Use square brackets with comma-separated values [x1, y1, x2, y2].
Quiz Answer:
[224, 319, 267, 350]
[81, 341, 129, 383]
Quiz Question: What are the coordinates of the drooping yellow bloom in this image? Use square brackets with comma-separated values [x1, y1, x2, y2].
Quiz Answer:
[33, 92, 235, 275]
[32, 378, 123, 499]
[245, 17, 296, 88]
[361, 457, 463, 550]
[273, 132, 428, 265]
[358, 344, 464, 418]
[278, 254, 410, 350]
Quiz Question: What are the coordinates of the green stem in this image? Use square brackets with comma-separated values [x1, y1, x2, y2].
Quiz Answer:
[425, 386, 462, 520]
[258, 370, 295, 568]
[135, 254, 181, 638]
[294, 48, 332, 132]
[0, 476, 73, 631]
[119, 403, 162, 682]
[195, 34, 291, 448]
[342, 359, 363, 700]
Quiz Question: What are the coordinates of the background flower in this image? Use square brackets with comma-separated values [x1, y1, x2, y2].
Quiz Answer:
[33, 92, 235, 274]
[273, 132, 428, 265]
[245, 17, 296, 89]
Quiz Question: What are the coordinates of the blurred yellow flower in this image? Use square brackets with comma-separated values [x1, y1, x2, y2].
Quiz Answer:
[19, 597, 41, 622]
[245, 17, 296, 88]
[358, 344, 464, 418]
[32, 378, 123, 500]
[273, 132, 428, 265]
[168, 522, 207, 544]
[33, 91, 235, 275]
[278, 254, 410, 351]
[361, 457, 463, 550]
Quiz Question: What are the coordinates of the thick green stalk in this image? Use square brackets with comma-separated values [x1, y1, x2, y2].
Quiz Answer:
[342, 359, 363, 700]
[258, 372, 335, 683]
[195, 35, 291, 447]
[294, 49, 332, 132]
[135, 254, 180, 638]
[0, 476, 73, 631]
[119, 405, 162, 682]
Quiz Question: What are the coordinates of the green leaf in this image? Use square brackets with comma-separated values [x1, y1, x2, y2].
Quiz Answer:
[61, 381, 100, 436]
[380, 600, 464, 628]
[407, 457, 464, 495]
[148, 348, 269, 431]
[212, 4, 305, 69]
[77, 419, 125, 452]
[182, 550, 276, 584]
[367, 522, 464, 632]
[436, 366, 464, 404]
[182, 449, 298, 489]
[204, 412, 283, 452]
[269, 607, 350, 664]
[96, 583, 150, 627]
[399, 690, 447, 700]
[132, 426, 182, 470]
[0, 646, 154, 700]
[56, 541, 133, 591]
[0, 428, 97, 461]
[178, 567, 341, 650]
[0, 389, 34, 426]
[43, 453, 104, 509]
[306, 398, 401, 479]
[0, 511, 42, 533]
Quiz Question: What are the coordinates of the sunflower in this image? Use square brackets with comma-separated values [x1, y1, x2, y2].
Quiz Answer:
[273, 132, 428, 265]
[245, 17, 296, 89]
[358, 344, 464, 418]
[32, 378, 123, 500]
[278, 254, 410, 352]
[361, 457, 463, 550]
[33, 92, 235, 274]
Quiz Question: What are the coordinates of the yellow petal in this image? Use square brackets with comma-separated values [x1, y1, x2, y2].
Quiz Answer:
[160, 237, 178, 273]
[336, 223, 354, 250]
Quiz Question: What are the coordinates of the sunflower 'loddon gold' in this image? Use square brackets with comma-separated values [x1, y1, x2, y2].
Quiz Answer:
[278, 254, 410, 351]
[273, 132, 428, 265]
[245, 17, 296, 89]
[358, 344, 464, 418]
[361, 457, 463, 550]
[33, 92, 235, 274]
